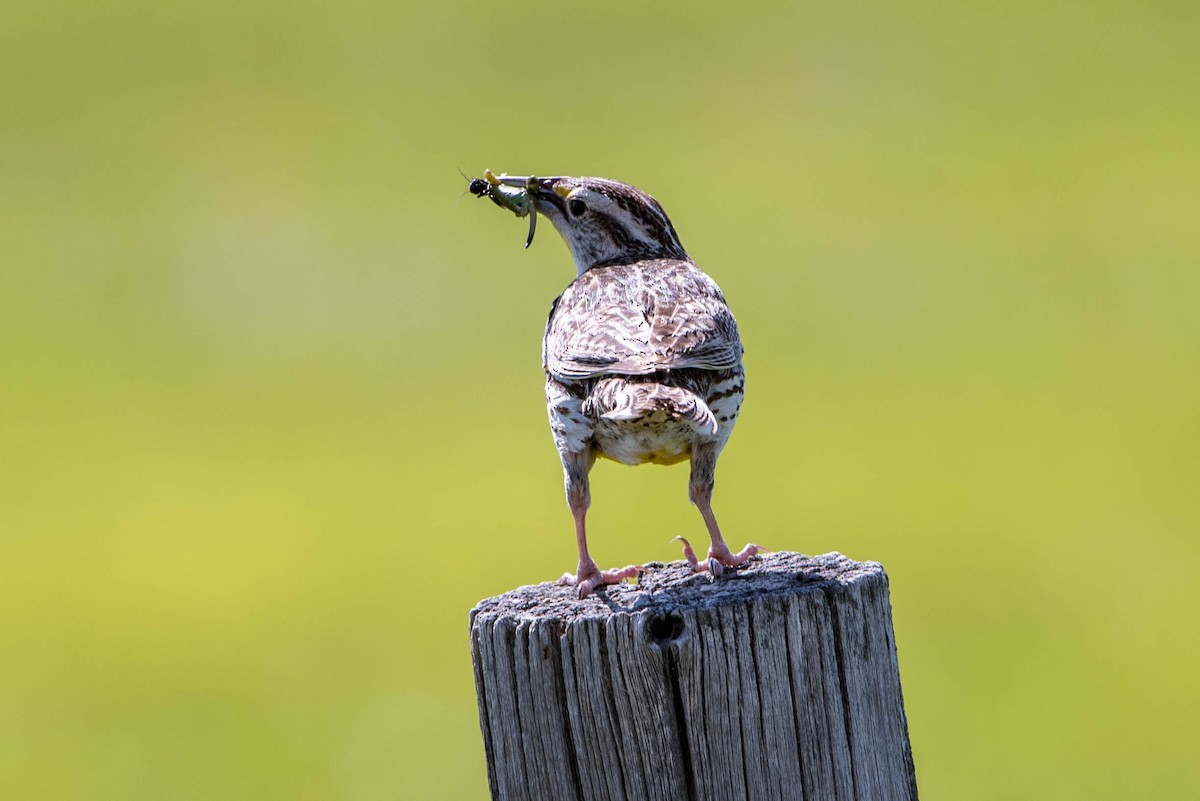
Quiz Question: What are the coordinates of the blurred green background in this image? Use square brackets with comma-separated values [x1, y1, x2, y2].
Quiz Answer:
[2, 1, 1198, 798]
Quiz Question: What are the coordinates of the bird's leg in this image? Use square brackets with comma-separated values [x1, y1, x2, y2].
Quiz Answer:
[557, 449, 643, 598]
[676, 444, 764, 575]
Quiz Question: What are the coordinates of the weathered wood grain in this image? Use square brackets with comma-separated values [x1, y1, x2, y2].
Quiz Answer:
[470, 551, 918, 801]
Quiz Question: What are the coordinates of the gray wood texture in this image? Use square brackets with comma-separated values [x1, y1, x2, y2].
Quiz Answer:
[470, 551, 918, 801]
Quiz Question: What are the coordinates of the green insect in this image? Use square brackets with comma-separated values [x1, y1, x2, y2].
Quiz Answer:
[469, 170, 540, 248]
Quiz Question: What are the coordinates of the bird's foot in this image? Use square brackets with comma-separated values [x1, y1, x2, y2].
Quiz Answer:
[673, 536, 766, 576]
[559, 563, 645, 599]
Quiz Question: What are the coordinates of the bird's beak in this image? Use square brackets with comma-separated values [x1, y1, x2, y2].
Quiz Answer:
[494, 175, 567, 212]
[493, 174, 571, 248]
[475, 171, 570, 249]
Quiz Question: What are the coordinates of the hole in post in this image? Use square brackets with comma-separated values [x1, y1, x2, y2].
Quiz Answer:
[646, 612, 685, 644]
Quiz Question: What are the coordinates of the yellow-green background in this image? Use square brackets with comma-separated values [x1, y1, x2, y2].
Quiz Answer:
[3, 1, 1197, 799]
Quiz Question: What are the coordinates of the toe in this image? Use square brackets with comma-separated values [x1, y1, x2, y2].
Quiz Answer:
[674, 536, 706, 571]
[576, 576, 600, 600]
[707, 543, 766, 569]
[564, 564, 644, 599]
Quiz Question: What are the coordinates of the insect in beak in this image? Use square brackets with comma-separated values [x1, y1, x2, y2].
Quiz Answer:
[469, 171, 540, 248]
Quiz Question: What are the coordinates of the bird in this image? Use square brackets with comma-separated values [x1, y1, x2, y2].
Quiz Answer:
[474, 173, 762, 598]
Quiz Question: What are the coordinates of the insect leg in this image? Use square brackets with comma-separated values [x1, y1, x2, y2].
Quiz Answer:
[524, 175, 538, 248]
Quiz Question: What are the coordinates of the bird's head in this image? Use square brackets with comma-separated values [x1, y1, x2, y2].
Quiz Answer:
[480, 174, 688, 274]
[532, 176, 688, 273]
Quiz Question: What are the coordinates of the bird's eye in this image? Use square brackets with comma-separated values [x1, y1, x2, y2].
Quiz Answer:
[569, 198, 587, 216]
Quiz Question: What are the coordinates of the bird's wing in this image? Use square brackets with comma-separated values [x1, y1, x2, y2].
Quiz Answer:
[543, 260, 743, 381]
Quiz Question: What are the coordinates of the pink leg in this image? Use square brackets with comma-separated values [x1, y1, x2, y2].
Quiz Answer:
[556, 450, 643, 599]
[676, 444, 764, 575]
[559, 501, 643, 598]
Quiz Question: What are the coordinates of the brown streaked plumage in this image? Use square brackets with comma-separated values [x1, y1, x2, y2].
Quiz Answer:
[474, 173, 762, 598]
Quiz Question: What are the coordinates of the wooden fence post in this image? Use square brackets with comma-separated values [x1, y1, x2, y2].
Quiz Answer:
[470, 551, 918, 801]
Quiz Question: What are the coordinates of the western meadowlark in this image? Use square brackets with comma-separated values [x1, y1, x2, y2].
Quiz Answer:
[471, 171, 761, 598]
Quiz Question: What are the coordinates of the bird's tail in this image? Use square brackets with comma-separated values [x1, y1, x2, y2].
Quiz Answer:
[587, 378, 718, 435]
